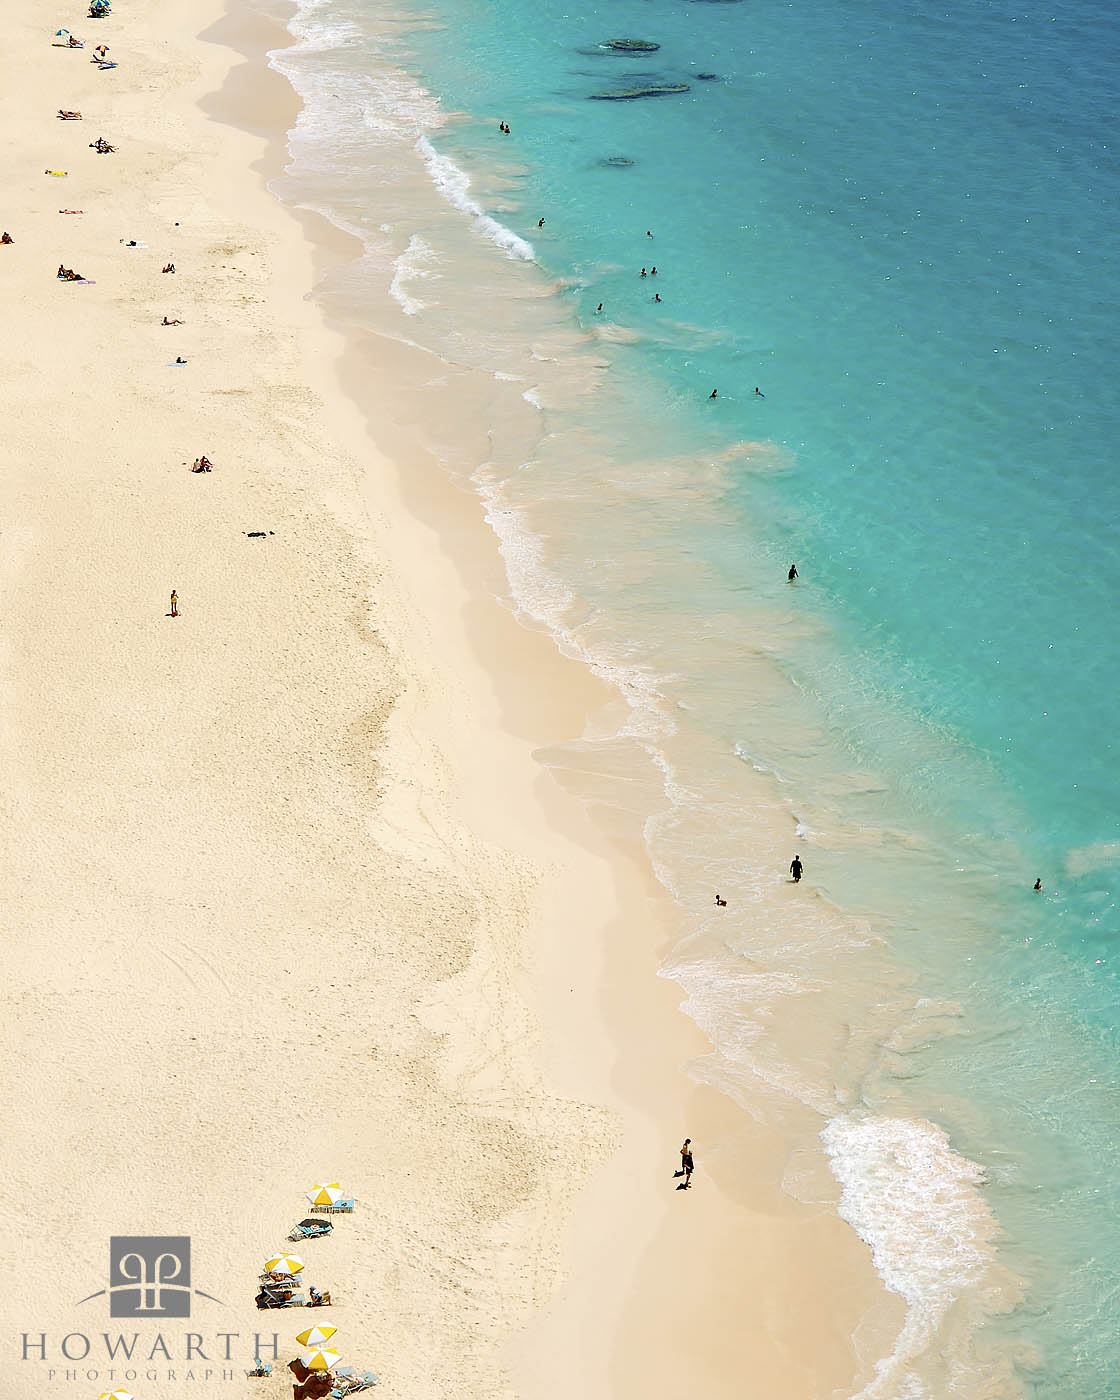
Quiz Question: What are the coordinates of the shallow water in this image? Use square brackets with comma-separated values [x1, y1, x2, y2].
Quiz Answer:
[269, 0, 1120, 1393]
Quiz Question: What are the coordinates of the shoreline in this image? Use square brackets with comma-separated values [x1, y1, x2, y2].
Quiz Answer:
[0, 0, 889, 1397]
[202, 4, 891, 1398]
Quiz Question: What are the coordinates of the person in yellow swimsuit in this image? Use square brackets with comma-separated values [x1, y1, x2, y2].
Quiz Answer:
[170, 590, 178, 617]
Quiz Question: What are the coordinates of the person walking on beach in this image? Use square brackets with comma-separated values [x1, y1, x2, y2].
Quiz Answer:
[679, 1139, 694, 1187]
[790, 855, 803, 883]
[170, 590, 178, 618]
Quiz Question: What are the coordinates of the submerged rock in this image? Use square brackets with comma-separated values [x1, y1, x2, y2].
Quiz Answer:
[604, 39, 660, 52]
[589, 82, 690, 101]
[695, 72, 720, 80]
[597, 155, 635, 167]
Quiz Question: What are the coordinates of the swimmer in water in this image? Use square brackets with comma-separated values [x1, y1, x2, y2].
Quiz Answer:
[1034, 878, 1043, 891]
[538, 218, 545, 228]
[755, 386, 765, 397]
[654, 293, 661, 302]
[709, 389, 718, 399]
[788, 563, 798, 581]
[595, 303, 603, 313]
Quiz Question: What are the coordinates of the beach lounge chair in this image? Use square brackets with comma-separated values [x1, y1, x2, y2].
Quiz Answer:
[248, 1359, 273, 1376]
[330, 1372, 378, 1396]
[289, 1218, 333, 1241]
[256, 1288, 306, 1309]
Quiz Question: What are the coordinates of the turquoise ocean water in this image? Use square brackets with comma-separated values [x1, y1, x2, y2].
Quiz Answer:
[268, 0, 1119, 1393]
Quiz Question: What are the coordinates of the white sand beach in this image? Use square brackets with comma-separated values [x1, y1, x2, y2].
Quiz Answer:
[0, 0, 889, 1397]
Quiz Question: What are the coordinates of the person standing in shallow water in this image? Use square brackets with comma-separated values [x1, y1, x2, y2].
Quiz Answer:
[790, 854, 803, 883]
[1034, 878, 1043, 891]
[788, 563, 798, 581]
[680, 1138, 694, 1187]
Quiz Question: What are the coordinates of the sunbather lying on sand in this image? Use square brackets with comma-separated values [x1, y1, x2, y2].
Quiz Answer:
[58, 110, 82, 120]
[161, 316, 184, 325]
[57, 266, 84, 281]
[59, 209, 84, 214]
[68, 35, 84, 47]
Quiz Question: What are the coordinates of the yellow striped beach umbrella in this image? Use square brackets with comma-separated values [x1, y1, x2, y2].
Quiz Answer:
[97, 1391, 135, 1400]
[264, 1252, 305, 1275]
[299, 1347, 342, 1371]
[296, 1325, 337, 1347]
[306, 1182, 344, 1207]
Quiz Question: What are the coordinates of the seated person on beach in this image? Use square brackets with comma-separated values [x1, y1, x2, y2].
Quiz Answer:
[90, 137, 115, 153]
[58, 264, 83, 280]
[68, 34, 84, 46]
[191, 456, 213, 472]
[1, 232, 12, 245]
[162, 263, 176, 273]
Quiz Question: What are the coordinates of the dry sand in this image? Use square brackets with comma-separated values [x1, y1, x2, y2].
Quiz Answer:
[0, 0, 889, 1396]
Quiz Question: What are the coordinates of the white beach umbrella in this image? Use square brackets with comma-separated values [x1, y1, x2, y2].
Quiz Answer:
[296, 1325, 337, 1347]
[97, 1391, 135, 1400]
[306, 1182, 344, 1206]
[264, 1252, 305, 1275]
[299, 1347, 342, 1371]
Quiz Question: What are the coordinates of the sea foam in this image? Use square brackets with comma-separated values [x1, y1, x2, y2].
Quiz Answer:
[417, 136, 535, 261]
[822, 1115, 1007, 1398]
